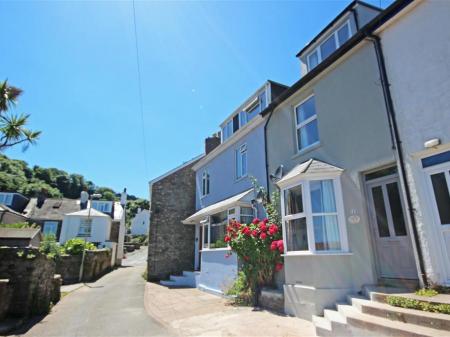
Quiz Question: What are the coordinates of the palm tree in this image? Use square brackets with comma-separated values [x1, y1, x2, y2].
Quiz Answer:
[0, 80, 41, 151]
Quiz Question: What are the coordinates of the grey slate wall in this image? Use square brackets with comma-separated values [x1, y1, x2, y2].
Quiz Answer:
[147, 160, 199, 280]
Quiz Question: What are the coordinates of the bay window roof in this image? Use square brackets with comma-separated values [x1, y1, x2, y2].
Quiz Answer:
[183, 189, 253, 225]
[277, 159, 343, 188]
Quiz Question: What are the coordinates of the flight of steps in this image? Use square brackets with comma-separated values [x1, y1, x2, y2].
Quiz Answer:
[313, 287, 450, 337]
[159, 271, 200, 288]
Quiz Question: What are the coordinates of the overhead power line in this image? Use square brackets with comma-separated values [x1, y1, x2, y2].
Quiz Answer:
[132, 0, 149, 177]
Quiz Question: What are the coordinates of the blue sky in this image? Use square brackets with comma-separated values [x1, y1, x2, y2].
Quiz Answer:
[0, 0, 391, 199]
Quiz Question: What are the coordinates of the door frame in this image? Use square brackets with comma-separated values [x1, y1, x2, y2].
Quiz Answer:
[365, 172, 416, 280]
[422, 161, 450, 284]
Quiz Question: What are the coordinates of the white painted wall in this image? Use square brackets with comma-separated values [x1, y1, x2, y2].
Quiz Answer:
[59, 215, 111, 245]
[130, 209, 150, 236]
[379, 0, 450, 284]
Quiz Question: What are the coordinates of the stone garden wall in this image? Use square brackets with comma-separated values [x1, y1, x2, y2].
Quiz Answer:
[55, 249, 111, 284]
[0, 247, 59, 318]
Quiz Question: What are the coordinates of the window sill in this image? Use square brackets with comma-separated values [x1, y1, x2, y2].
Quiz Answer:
[291, 142, 321, 160]
[201, 247, 231, 252]
[235, 175, 248, 183]
[282, 251, 352, 257]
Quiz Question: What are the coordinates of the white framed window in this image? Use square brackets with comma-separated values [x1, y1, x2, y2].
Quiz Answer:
[0, 193, 13, 206]
[201, 170, 210, 197]
[43, 221, 58, 236]
[307, 20, 351, 71]
[222, 120, 233, 142]
[91, 201, 112, 213]
[235, 144, 248, 180]
[78, 218, 92, 237]
[281, 177, 348, 254]
[240, 206, 254, 225]
[295, 95, 319, 151]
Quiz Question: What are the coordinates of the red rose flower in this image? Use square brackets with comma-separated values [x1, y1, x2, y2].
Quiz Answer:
[243, 256, 250, 261]
[277, 240, 284, 252]
[262, 218, 269, 224]
[275, 263, 283, 272]
[270, 241, 278, 251]
[242, 227, 251, 236]
[224, 236, 231, 242]
[259, 223, 267, 232]
[268, 224, 278, 235]
[260, 232, 267, 240]
[252, 218, 260, 225]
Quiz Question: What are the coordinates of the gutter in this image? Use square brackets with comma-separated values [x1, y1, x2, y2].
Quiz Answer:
[367, 33, 428, 287]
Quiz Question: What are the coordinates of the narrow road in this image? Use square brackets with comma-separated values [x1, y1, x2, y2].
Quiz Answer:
[17, 248, 172, 337]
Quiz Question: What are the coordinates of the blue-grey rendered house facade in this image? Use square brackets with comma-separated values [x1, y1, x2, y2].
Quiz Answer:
[265, 1, 422, 320]
[183, 80, 288, 295]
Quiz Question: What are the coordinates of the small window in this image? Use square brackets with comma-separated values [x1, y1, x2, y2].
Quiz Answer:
[201, 171, 210, 197]
[235, 144, 248, 179]
[337, 23, 350, 46]
[0, 193, 13, 206]
[78, 218, 92, 237]
[308, 50, 319, 70]
[43, 221, 58, 236]
[239, 111, 247, 128]
[320, 34, 337, 61]
[240, 207, 254, 224]
[295, 96, 319, 151]
[233, 114, 240, 133]
[91, 201, 112, 213]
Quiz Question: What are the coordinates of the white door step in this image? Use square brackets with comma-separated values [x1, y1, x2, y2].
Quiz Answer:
[337, 303, 449, 337]
[182, 271, 200, 277]
[348, 295, 450, 331]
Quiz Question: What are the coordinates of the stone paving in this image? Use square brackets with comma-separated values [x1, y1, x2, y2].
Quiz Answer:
[145, 282, 316, 337]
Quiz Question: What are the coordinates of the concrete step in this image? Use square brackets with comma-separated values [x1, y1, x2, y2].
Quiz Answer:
[337, 303, 449, 337]
[362, 285, 409, 303]
[348, 295, 450, 331]
[168, 275, 196, 287]
[182, 271, 200, 277]
[312, 315, 332, 337]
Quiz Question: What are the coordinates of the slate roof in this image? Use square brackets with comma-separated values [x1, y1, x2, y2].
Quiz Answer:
[23, 198, 81, 221]
[277, 159, 343, 186]
[0, 227, 41, 239]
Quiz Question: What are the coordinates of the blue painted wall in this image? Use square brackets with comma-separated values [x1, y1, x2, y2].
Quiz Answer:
[195, 123, 267, 211]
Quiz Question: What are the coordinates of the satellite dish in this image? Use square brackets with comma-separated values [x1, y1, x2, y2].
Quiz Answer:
[270, 165, 283, 182]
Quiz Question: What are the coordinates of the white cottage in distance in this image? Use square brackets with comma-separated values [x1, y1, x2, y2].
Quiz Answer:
[130, 208, 150, 236]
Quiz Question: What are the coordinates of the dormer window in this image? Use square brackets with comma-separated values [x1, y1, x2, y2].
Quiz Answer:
[0, 193, 13, 206]
[307, 20, 351, 71]
[91, 201, 112, 213]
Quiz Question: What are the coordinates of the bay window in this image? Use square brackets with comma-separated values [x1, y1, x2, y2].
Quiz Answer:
[240, 206, 254, 224]
[295, 95, 319, 151]
[281, 177, 347, 254]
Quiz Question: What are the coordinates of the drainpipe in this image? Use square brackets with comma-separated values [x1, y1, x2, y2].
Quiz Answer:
[367, 33, 428, 287]
[263, 110, 274, 200]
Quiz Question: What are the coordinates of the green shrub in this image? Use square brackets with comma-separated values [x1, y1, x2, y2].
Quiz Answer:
[387, 295, 450, 315]
[416, 288, 438, 297]
[130, 235, 147, 244]
[0, 222, 37, 229]
[62, 238, 96, 255]
[39, 234, 62, 259]
[227, 272, 253, 306]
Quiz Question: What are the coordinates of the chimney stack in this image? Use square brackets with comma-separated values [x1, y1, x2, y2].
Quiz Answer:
[80, 190, 89, 210]
[205, 135, 221, 155]
[36, 189, 48, 208]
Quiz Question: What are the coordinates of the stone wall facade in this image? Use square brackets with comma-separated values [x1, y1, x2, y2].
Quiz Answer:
[148, 159, 199, 280]
[55, 249, 111, 284]
[0, 279, 12, 320]
[0, 247, 60, 317]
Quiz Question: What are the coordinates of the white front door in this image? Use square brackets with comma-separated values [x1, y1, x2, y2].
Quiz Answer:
[366, 174, 417, 279]
[425, 162, 450, 283]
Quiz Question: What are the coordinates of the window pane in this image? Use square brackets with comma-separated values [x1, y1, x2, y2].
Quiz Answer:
[386, 182, 407, 236]
[233, 114, 239, 133]
[320, 34, 337, 60]
[372, 186, 390, 237]
[296, 96, 316, 124]
[210, 223, 227, 248]
[239, 111, 247, 127]
[422, 150, 450, 168]
[286, 218, 308, 251]
[43, 221, 58, 236]
[222, 126, 228, 141]
[78, 219, 92, 237]
[310, 180, 336, 213]
[337, 24, 350, 46]
[246, 104, 260, 121]
[308, 50, 319, 70]
[260, 91, 267, 109]
[431, 172, 450, 225]
[284, 185, 303, 215]
[297, 119, 319, 150]
[236, 150, 242, 179]
[241, 151, 247, 176]
[313, 215, 341, 251]
[240, 206, 254, 224]
[203, 224, 209, 248]
[365, 166, 397, 181]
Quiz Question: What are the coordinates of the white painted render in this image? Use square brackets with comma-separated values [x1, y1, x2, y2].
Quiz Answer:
[379, 0, 450, 285]
[59, 212, 111, 246]
[130, 209, 150, 236]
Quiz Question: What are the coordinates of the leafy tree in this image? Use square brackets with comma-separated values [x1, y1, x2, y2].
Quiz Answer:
[0, 80, 41, 151]
[19, 180, 62, 198]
